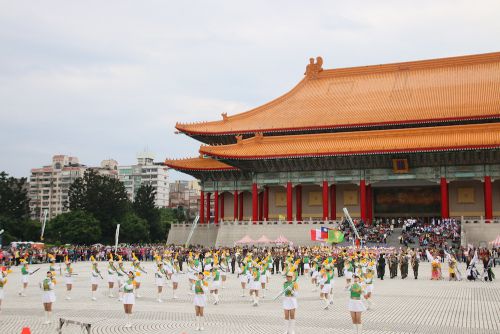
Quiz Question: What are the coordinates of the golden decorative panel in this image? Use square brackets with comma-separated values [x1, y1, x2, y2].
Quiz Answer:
[457, 187, 475, 204]
[275, 192, 287, 207]
[308, 192, 322, 206]
[344, 190, 358, 206]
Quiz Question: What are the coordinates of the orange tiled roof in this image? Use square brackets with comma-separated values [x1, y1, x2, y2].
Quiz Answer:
[176, 52, 500, 136]
[164, 157, 238, 171]
[199, 123, 500, 159]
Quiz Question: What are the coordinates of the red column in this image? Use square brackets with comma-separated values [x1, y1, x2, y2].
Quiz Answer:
[329, 184, 336, 221]
[220, 193, 225, 221]
[258, 192, 264, 222]
[360, 180, 367, 223]
[366, 185, 372, 225]
[238, 192, 244, 221]
[286, 182, 293, 222]
[296, 185, 302, 222]
[263, 186, 269, 221]
[233, 190, 238, 220]
[322, 181, 329, 220]
[252, 183, 258, 223]
[199, 190, 205, 224]
[206, 192, 211, 223]
[440, 177, 449, 219]
[484, 176, 493, 220]
[214, 191, 219, 224]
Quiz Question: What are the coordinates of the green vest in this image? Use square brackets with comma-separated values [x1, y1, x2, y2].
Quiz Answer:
[283, 281, 295, 297]
[350, 283, 362, 299]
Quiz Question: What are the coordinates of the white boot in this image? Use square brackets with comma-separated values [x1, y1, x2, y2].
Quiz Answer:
[213, 293, 219, 305]
[43, 311, 50, 325]
[289, 319, 296, 334]
[195, 316, 200, 331]
[254, 295, 259, 306]
[157, 292, 163, 303]
[284, 319, 289, 334]
[173, 289, 178, 299]
[66, 291, 71, 300]
[353, 324, 357, 333]
[124, 313, 132, 328]
[241, 288, 245, 297]
[91, 291, 96, 301]
[358, 324, 363, 333]
[323, 298, 329, 310]
[200, 316, 205, 331]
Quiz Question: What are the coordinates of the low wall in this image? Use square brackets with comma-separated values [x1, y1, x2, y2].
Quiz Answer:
[167, 224, 219, 246]
[167, 221, 340, 247]
[462, 219, 500, 248]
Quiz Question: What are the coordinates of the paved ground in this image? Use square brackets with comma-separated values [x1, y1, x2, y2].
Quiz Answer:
[0, 261, 498, 334]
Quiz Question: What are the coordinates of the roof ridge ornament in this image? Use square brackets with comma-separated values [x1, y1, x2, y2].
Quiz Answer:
[235, 135, 243, 145]
[304, 56, 323, 79]
[221, 112, 228, 121]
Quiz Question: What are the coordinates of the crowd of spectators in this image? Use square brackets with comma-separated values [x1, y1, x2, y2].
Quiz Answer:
[398, 218, 461, 249]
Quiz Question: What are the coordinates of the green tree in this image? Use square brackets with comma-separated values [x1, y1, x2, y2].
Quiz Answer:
[133, 184, 165, 241]
[46, 210, 101, 244]
[0, 172, 32, 244]
[119, 213, 150, 243]
[68, 169, 129, 243]
[0, 172, 30, 220]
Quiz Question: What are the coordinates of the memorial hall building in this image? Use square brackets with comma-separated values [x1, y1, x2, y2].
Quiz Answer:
[166, 52, 500, 229]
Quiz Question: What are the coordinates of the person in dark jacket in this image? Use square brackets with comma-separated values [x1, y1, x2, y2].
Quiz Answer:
[377, 254, 386, 280]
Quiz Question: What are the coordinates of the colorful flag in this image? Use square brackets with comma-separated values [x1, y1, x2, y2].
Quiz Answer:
[310, 227, 329, 241]
[327, 229, 344, 243]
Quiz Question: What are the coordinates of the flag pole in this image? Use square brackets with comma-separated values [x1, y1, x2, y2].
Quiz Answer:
[114, 224, 120, 254]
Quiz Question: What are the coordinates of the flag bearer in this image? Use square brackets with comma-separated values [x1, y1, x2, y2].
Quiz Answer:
[348, 274, 366, 334]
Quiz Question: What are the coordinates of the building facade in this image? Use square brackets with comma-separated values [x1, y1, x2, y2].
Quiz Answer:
[168, 180, 201, 215]
[118, 152, 170, 207]
[166, 52, 500, 225]
[29, 155, 118, 221]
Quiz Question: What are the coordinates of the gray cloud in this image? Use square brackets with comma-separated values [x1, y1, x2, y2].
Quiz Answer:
[1, 0, 499, 180]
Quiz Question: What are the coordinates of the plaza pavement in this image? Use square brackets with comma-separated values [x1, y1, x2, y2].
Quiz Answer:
[0, 261, 498, 334]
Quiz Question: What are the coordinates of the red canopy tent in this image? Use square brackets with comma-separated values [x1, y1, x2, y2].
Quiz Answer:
[235, 235, 255, 244]
[489, 235, 500, 247]
[256, 235, 272, 244]
[274, 235, 290, 244]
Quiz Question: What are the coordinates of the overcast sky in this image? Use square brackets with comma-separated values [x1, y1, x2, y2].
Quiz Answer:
[1, 0, 499, 180]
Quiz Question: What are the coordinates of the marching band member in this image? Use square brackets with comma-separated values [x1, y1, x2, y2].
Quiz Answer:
[19, 259, 31, 297]
[249, 263, 261, 306]
[220, 252, 230, 289]
[348, 274, 366, 334]
[40, 271, 56, 325]
[107, 254, 118, 297]
[131, 253, 147, 298]
[63, 256, 74, 300]
[193, 271, 209, 331]
[116, 255, 127, 301]
[122, 271, 136, 328]
[320, 263, 334, 310]
[362, 267, 374, 310]
[154, 261, 166, 303]
[172, 258, 181, 299]
[0, 268, 8, 313]
[209, 264, 221, 305]
[281, 271, 298, 334]
[90, 256, 101, 301]
[237, 259, 249, 297]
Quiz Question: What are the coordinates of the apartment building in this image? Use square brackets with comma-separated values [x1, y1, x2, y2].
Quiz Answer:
[168, 180, 201, 215]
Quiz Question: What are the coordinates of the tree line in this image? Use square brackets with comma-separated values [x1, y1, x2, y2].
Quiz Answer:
[0, 170, 189, 245]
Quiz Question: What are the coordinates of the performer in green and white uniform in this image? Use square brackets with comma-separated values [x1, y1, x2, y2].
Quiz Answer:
[0, 268, 8, 311]
[107, 255, 118, 297]
[40, 271, 56, 325]
[209, 265, 221, 305]
[282, 271, 298, 334]
[122, 271, 135, 328]
[63, 257, 74, 300]
[19, 259, 30, 297]
[347, 274, 366, 334]
[249, 264, 261, 306]
[193, 272, 208, 331]
[154, 262, 166, 303]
